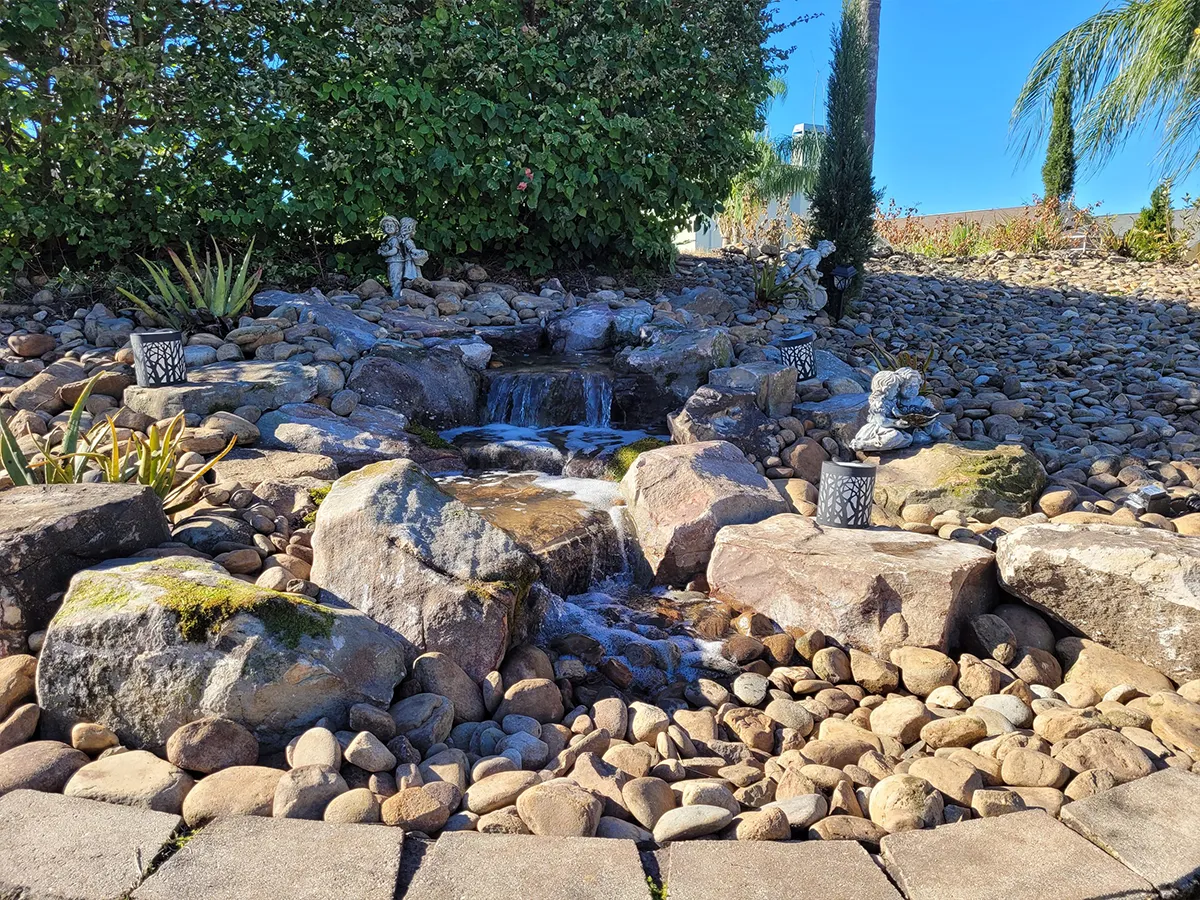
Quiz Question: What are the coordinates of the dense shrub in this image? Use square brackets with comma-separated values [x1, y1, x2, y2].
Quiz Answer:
[2, 0, 787, 276]
[1116, 181, 1185, 262]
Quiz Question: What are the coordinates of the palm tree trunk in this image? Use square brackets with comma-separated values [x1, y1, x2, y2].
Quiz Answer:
[861, 0, 881, 161]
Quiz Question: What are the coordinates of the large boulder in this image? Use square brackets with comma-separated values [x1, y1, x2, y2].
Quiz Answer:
[619, 441, 787, 586]
[707, 363, 798, 418]
[707, 515, 996, 654]
[0, 484, 170, 654]
[546, 303, 653, 353]
[871, 442, 1047, 523]
[438, 473, 625, 598]
[998, 524, 1200, 684]
[668, 387, 780, 462]
[36, 557, 405, 751]
[124, 361, 318, 419]
[257, 403, 462, 473]
[310, 460, 541, 680]
[614, 328, 734, 403]
[347, 343, 480, 429]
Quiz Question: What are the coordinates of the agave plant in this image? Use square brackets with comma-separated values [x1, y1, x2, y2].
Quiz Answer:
[751, 258, 801, 309]
[116, 238, 262, 333]
[0, 375, 101, 485]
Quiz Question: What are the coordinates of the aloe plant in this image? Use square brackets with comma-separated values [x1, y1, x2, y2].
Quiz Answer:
[116, 238, 262, 333]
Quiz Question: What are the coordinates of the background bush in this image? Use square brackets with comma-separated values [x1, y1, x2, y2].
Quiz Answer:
[2, 0, 787, 277]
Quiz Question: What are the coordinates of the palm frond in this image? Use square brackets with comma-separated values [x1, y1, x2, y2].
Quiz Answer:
[1011, 0, 1200, 177]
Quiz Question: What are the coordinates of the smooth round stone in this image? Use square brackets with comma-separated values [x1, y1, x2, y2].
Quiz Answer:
[652, 804, 733, 842]
[478, 806, 531, 834]
[764, 698, 814, 735]
[64, 750, 195, 815]
[166, 717, 258, 774]
[273, 765, 348, 819]
[464, 770, 540, 815]
[71, 723, 119, 755]
[291, 727, 342, 769]
[501, 715, 542, 737]
[343, 731, 396, 773]
[764, 792, 828, 829]
[323, 787, 381, 824]
[597, 816, 653, 841]
[0, 741, 89, 795]
[678, 781, 739, 817]
[382, 787, 451, 831]
[516, 781, 603, 837]
[621, 776, 676, 829]
[868, 774, 944, 833]
[471, 755, 517, 782]
[965, 705, 1018, 736]
[973, 695, 1034, 728]
[182, 765, 282, 827]
[732, 673, 769, 706]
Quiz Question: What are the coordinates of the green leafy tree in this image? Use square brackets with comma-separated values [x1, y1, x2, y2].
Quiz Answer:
[2, 0, 792, 275]
[1012, 0, 1200, 179]
[807, 0, 881, 319]
[1042, 61, 1076, 203]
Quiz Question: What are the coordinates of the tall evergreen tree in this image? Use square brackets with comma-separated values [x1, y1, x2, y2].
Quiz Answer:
[808, 0, 881, 320]
[1042, 60, 1076, 203]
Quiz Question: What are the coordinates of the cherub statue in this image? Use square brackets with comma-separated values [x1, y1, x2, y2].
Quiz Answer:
[850, 366, 948, 452]
[379, 215, 429, 298]
[779, 239, 835, 310]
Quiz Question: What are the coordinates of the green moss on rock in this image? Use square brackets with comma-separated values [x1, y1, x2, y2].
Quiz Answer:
[58, 559, 334, 649]
[605, 437, 669, 481]
[406, 422, 452, 449]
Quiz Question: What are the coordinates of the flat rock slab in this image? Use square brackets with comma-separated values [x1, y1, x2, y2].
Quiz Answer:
[0, 788, 181, 900]
[881, 810, 1155, 900]
[403, 832, 650, 900]
[666, 839, 901, 900]
[1061, 768, 1200, 898]
[133, 816, 402, 900]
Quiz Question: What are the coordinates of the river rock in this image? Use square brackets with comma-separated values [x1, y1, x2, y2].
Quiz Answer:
[64, 750, 194, 814]
[181, 765, 282, 827]
[166, 717, 259, 773]
[0, 484, 170, 653]
[1056, 637, 1175, 698]
[868, 774, 944, 833]
[997, 524, 1200, 684]
[708, 514, 995, 654]
[36, 557, 405, 751]
[515, 780, 603, 837]
[310, 459, 541, 680]
[412, 652, 486, 724]
[0, 741, 89, 796]
[619, 441, 786, 585]
[274, 765, 348, 819]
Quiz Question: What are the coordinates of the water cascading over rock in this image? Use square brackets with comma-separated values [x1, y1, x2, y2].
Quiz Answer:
[484, 369, 614, 428]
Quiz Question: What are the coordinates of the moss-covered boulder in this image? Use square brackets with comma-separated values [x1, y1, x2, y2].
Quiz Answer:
[871, 442, 1047, 524]
[36, 557, 405, 752]
[310, 459, 542, 680]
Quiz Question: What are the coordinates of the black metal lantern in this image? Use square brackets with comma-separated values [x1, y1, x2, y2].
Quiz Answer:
[825, 264, 858, 322]
[130, 330, 187, 387]
[778, 330, 817, 380]
[815, 460, 876, 528]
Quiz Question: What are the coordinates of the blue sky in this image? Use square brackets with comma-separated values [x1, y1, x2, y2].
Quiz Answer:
[766, 0, 1200, 215]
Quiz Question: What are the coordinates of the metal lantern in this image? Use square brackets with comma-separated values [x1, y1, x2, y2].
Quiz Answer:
[825, 264, 858, 322]
[130, 330, 187, 387]
[815, 459, 877, 528]
[779, 330, 817, 380]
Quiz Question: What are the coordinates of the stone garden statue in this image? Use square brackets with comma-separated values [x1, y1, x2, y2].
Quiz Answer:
[379, 215, 429, 298]
[780, 239, 836, 311]
[850, 366, 951, 452]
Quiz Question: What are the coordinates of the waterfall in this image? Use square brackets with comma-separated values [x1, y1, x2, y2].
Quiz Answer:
[582, 372, 613, 428]
[485, 368, 614, 428]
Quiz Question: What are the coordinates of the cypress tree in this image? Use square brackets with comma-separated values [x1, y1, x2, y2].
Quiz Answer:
[1042, 60, 1076, 203]
[808, 0, 881, 320]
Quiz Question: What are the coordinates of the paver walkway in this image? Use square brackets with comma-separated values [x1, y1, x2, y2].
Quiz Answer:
[1, 769, 1198, 899]
[0, 789, 180, 900]
[1062, 768, 1200, 899]
[881, 809, 1155, 900]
